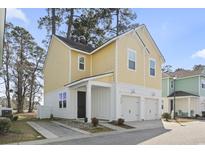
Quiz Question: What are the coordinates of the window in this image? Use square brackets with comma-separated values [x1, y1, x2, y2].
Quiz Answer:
[78, 56, 85, 71]
[59, 93, 62, 108]
[128, 49, 136, 70]
[202, 80, 205, 89]
[149, 59, 156, 76]
[59, 92, 67, 108]
[170, 80, 174, 89]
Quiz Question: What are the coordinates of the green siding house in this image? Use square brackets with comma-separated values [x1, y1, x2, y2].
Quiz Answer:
[162, 69, 205, 117]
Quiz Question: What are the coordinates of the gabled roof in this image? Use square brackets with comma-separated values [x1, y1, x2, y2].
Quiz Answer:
[168, 91, 199, 97]
[163, 68, 205, 78]
[55, 35, 95, 53]
[54, 27, 137, 54]
[65, 72, 113, 87]
[53, 24, 165, 62]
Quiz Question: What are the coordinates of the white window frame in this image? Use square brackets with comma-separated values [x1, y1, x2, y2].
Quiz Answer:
[59, 92, 67, 108]
[127, 48, 137, 71]
[78, 55, 86, 71]
[149, 58, 156, 77]
[170, 80, 174, 89]
[202, 80, 205, 89]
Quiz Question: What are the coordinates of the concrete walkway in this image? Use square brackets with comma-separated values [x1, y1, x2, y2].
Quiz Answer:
[27, 122, 58, 139]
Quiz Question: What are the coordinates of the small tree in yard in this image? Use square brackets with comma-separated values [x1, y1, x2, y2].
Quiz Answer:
[162, 113, 171, 121]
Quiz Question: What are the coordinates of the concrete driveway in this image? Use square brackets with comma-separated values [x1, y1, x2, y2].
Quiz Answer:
[125, 120, 164, 131]
[32, 121, 84, 138]
[48, 128, 168, 145]
[140, 120, 205, 145]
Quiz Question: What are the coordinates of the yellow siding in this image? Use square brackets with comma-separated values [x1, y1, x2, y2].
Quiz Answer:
[137, 27, 163, 89]
[117, 32, 145, 86]
[117, 28, 163, 89]
[92, 42, 115, 76]
[44, 37, 70, 93]
[71, 50, 91, 82]
[94, 75, 114, 83]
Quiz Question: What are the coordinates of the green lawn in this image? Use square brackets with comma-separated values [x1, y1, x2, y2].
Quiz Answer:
[0, 113, 44, 144]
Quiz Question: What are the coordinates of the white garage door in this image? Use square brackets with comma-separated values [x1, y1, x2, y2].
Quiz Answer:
[121, 96, 140, 121]
[145, 98, 158, 120]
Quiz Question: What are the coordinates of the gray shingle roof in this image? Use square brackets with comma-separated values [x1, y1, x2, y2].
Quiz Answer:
[163, 69, 205, 78]
[55, 35, 95, 53]
[168, 91, 199, 97]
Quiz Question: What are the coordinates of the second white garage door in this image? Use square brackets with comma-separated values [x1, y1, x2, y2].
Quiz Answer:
[144, 98, 159, 120]
[121, 96, 140, 121]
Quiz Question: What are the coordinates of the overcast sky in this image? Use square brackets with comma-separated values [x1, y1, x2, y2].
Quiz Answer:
[5, 8, 205, 70]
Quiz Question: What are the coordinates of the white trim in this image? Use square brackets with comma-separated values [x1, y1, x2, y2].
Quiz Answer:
[90, 81, 112, 88]
[127, 48, 137, 71]
[78, 55, 86, 71]
[149, 58, 156, 77]
[141, 25, 165, 63]
[66, 72, 113, 87]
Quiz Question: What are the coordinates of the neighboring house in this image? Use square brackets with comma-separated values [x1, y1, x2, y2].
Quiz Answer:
[38, 24, 165, 122]
[162, 69, 205, 117]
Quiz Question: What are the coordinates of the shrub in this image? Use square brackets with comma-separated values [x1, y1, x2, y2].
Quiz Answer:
[50, 114, 54, 120]
[117, 118, 125, 125]
[195, 114, 200, 118]
[162, 113, 171, 121]
[0, 118, 11, 134]
[12, 116, 18, 121]
[91, 117, 99, 127]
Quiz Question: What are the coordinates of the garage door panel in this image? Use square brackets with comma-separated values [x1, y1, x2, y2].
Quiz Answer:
[145, 98, 158, 120]
[121, 96, 140, 121]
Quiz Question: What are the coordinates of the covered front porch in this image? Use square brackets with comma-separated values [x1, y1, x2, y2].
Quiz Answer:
[167, 91, 200, 117]
[67, 80, 113, 122]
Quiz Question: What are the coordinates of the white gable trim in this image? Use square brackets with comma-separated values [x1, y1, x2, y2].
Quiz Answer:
[65, 72, 113, 87]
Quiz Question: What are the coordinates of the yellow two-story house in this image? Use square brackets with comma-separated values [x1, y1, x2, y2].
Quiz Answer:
[38, 24, 165, 122]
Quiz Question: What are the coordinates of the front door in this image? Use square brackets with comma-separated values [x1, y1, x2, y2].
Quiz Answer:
[77, 91, 86, 118]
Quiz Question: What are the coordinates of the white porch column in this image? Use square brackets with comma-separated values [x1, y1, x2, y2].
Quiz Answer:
[188, 97, 191, 117]
[86, 82, 92, 122]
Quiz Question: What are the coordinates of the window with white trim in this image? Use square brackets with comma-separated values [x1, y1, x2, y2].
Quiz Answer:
[59, 92, 67, 108]
[170, 80, 174, 89]
[202, 80, 205, 89]
[78, 56, 85, 71]
[149, 59, 156, 76]
[128, 49, 136, 70]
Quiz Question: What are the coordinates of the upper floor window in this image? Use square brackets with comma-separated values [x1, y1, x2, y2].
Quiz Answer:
[170, 80, 174, 89]
[128, 49, 136, 70]
[202, 80, 205, 89]
[149, 59, 156, 77]
[59, 92, 67, 108]
[78, 56, 85, 71]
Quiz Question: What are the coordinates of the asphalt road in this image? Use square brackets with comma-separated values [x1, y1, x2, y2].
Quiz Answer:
[48, 128, 169, 145]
